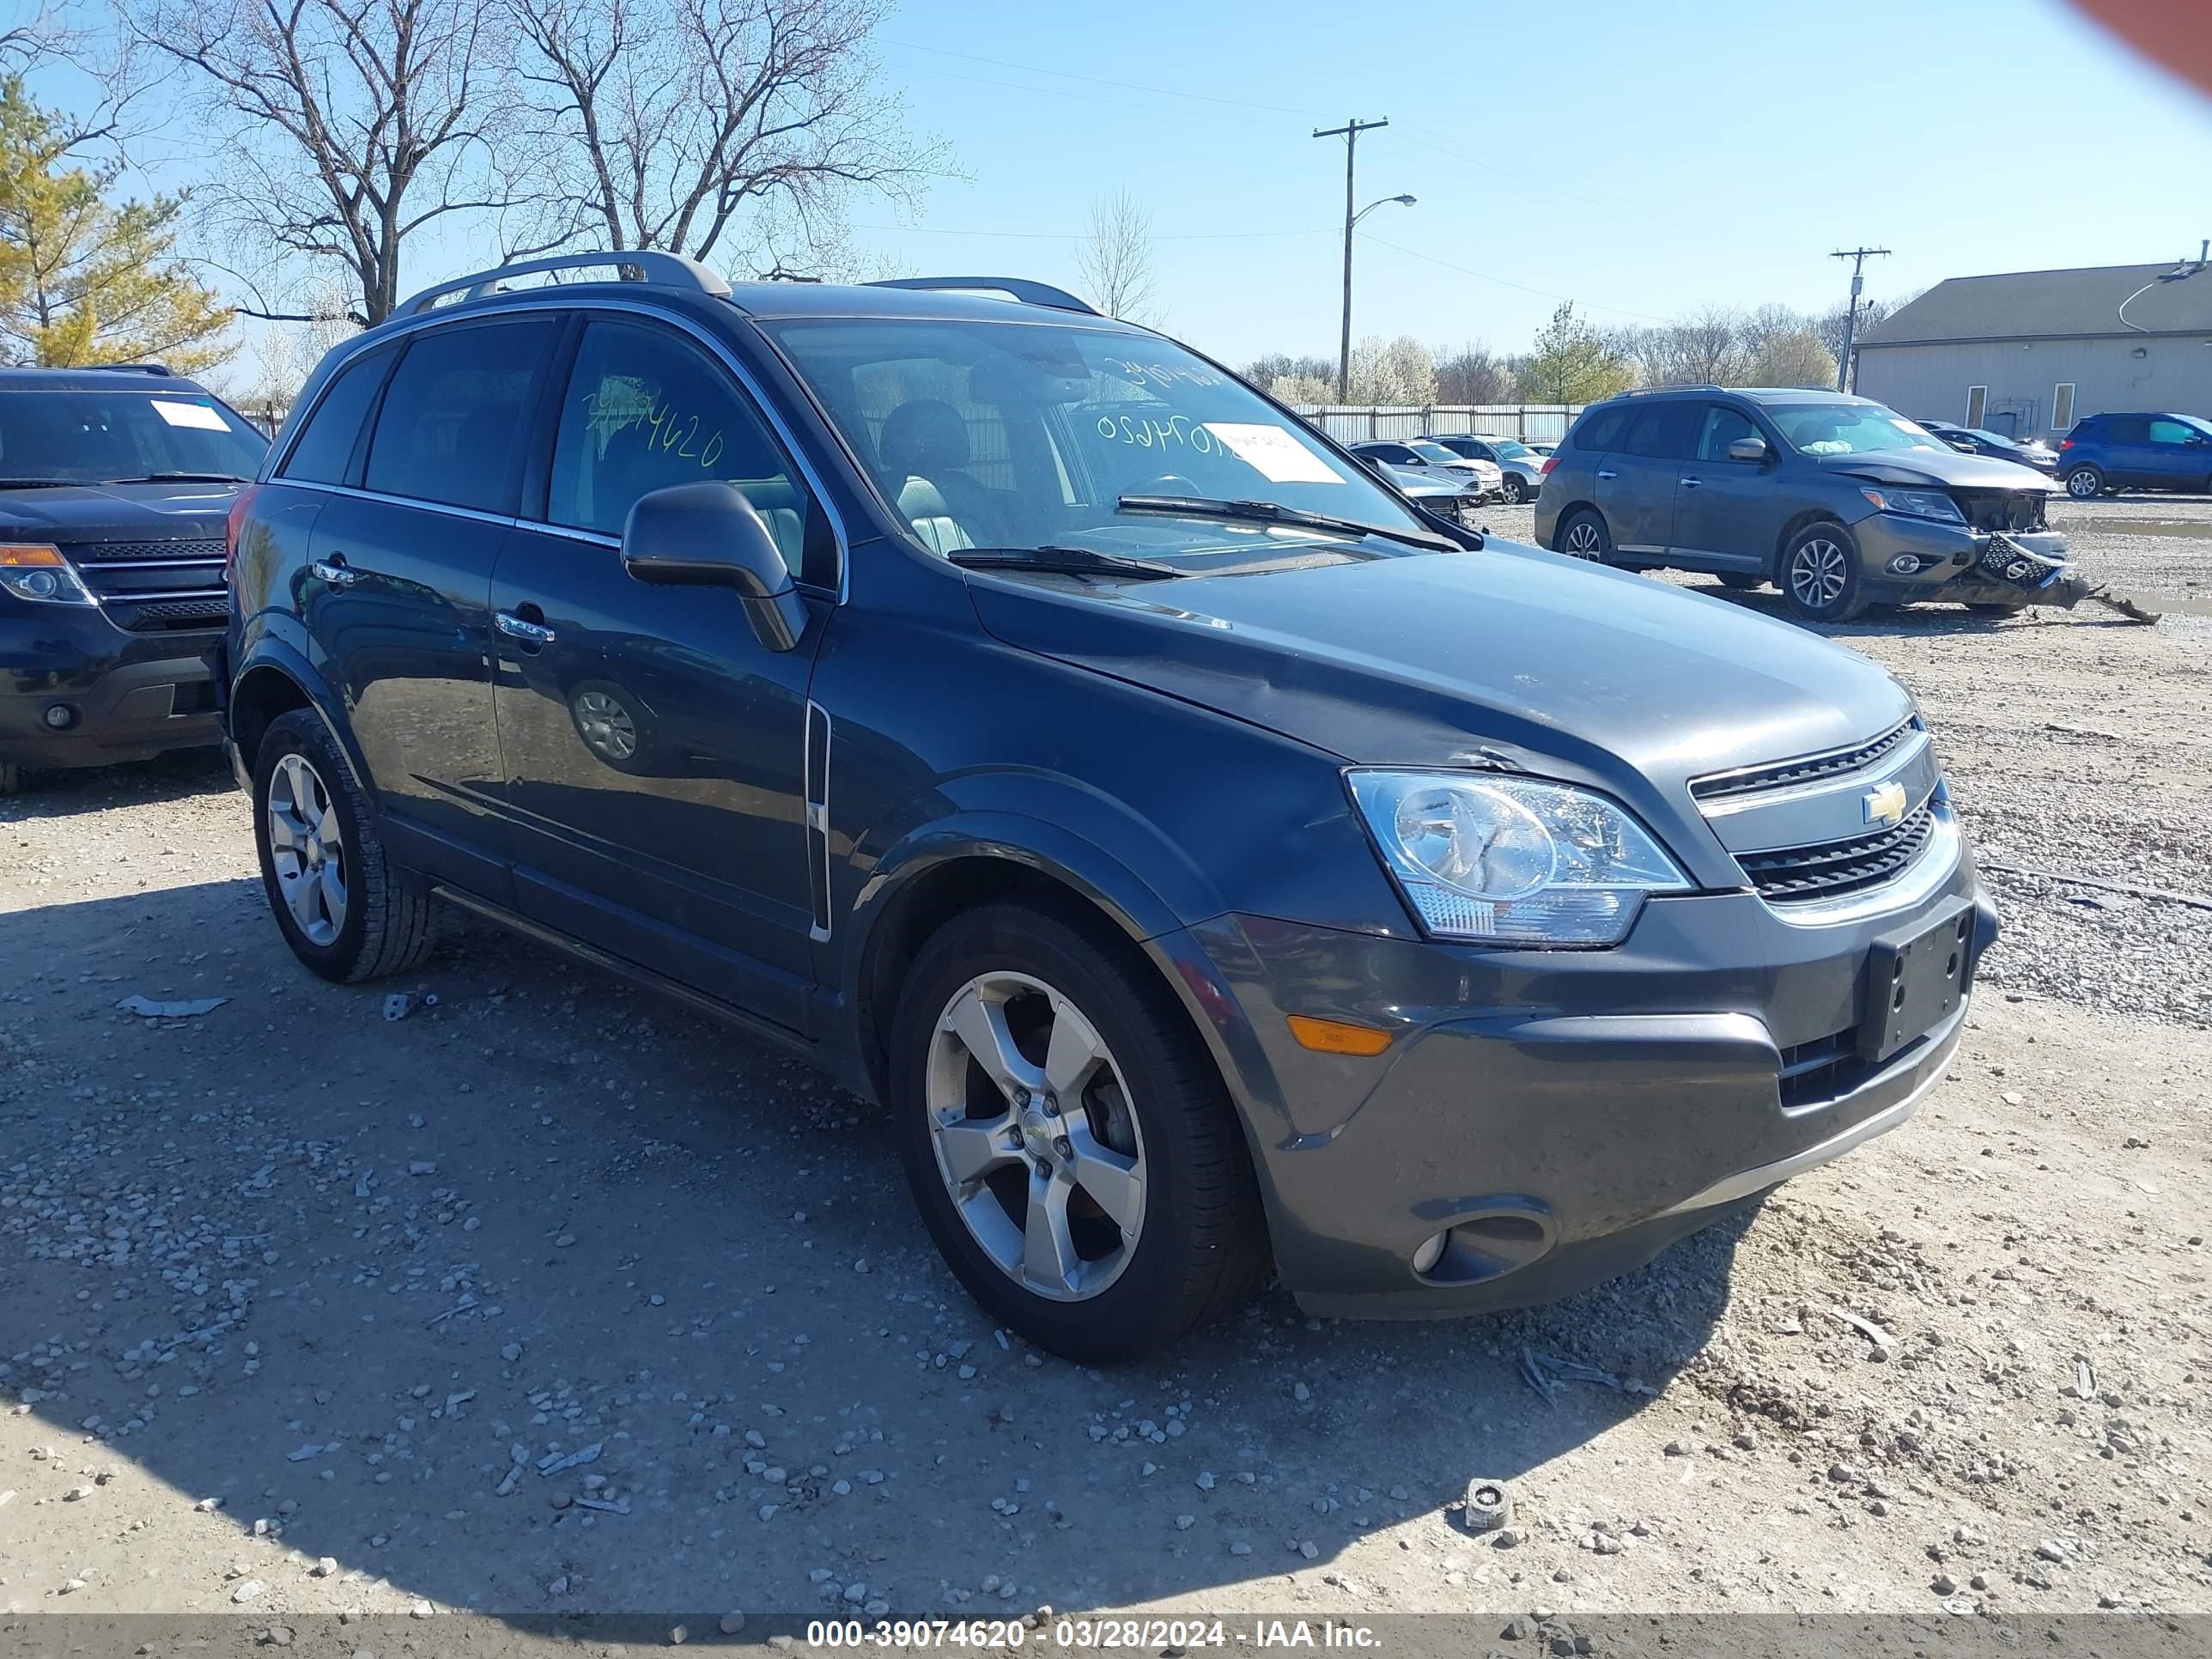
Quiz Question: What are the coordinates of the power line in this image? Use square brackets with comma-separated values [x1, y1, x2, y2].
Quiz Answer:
[1353, 231, 1667, 322]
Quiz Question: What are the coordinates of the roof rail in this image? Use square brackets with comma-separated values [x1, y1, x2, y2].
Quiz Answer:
[397, 251, 733, 319]
[1610, 383, 1721, 398]
[81, 362, 174, 376]
[866, 276, 1101, 317]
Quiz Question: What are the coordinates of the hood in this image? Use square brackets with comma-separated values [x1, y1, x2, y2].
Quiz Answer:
[1809, 446, 2053, 492]
[1384, 465, 1463, 497]
[967, 540, 1911, 802]
[0, 480, 238, 542]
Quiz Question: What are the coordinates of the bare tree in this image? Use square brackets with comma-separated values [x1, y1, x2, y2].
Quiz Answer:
[505, 0, 941, 270]
[126, 0, 513, 323]
[1433, 341, 1517, 404]
[1072, 187, 1160, 325]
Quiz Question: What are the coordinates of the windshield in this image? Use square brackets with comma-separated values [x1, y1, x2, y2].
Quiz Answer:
[1482, 437, 1533, 460]
[0, 386, 266, 483]
[763, 317, 1429, 557]
[1408, 440, 1468, 465]
[1766, 402, 1954, 458]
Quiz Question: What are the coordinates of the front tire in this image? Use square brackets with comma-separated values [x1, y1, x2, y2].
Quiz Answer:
[1779, 523, 1869, 623]
[891, 900, 1267, 1362]
[1966, 599, 2029, 616]
[252, 709, 438, 983]
[0, 763, 20, 797]
[1554, 509, 1611, 562]
[1500, 475, 1528, 504]
[2063, 465, 2105, 500]
[1717, 573, 1764, 592]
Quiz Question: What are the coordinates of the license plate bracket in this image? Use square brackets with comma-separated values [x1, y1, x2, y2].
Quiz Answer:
[1857, 898, 1976, 1064]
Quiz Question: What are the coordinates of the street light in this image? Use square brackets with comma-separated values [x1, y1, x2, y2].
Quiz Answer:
[1336, 193, 1416, 400]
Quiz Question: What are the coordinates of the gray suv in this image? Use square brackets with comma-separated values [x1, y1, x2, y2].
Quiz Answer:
[1534, 388, 2071, 623]
[222, 257, 1999, 1358]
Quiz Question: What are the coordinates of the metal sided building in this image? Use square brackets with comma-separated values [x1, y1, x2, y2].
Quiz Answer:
[1851, 257, 2212, 442]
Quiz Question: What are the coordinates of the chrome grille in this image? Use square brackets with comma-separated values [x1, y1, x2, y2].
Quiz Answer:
[1691, 720, 1917, 803]
[1737, 803, 1936, 903]
[59, 538, 228, 633]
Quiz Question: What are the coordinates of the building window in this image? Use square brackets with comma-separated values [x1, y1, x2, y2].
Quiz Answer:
[2052, 383, 2076, 434]
[1964, 386, 1987, 428]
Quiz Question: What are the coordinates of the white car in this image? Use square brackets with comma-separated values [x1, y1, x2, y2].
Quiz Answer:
[1348, 440, 1504, 501]
[1423, 434, 1547, 504]
[1360, 459, 1485, 527]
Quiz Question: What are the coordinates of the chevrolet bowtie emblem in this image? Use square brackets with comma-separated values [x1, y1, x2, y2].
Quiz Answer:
[1862, 781, 1908, 828]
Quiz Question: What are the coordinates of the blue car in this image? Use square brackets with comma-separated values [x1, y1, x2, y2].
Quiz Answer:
[2057, 410, 2212, 499]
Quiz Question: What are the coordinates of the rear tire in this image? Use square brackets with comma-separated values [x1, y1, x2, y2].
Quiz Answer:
[1779, 523, 1869, 623]
[1554, 509, 1611, 562]
[0, 763, 19, 797]
[1500, 475, 1528, 504]
[252, 709, 438, 983]
[891, 899, 1267, 1362]
[2063, 465, 2104, 500]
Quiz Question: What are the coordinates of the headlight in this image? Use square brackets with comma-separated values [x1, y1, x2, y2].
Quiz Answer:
[1348, 771, 1691, 947]
[1860, 486, 1963, 524]
[0, 544, 94, 605]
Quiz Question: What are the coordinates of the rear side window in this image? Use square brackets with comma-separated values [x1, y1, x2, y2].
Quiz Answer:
[2104, 416, 2148, 443]
[279, 349, 392, 484]
[364, 319, 559, 514]
[1622, 402, 1697, 459]
[1571, 406, 1628, 452]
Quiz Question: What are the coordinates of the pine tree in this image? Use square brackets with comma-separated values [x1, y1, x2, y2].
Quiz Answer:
[1522, 302, 1632, 405]
[0, 78, 233, 372]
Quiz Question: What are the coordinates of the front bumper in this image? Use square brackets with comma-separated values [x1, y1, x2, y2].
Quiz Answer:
[1854, 514, 2070, 605]
[0, 607, 222, 769]
[1167, 850, 1996, 1319]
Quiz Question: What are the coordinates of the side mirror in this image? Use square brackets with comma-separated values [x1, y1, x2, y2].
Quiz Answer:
[621, 481, 811, 653]
[1726, 435, 1770, 464]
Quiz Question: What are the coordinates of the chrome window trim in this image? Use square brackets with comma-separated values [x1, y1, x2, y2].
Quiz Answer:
[272, 294, 850, 603]
[283, 479, 523, 532]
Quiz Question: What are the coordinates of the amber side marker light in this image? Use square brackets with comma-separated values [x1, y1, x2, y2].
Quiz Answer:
[1285, 1015, 1395, 1057]
[0, 543, 66, 566]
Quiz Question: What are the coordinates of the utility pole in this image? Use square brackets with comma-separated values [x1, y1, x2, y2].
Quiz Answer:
[1831, 246, 1891, 393]
[1316, 117, 1389, 401]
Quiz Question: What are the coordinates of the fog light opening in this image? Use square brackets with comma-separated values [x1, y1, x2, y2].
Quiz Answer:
[1886, 554, 1921, 575]
[42, 702, 76, 730]
[1411, 1231, 1449, 1275]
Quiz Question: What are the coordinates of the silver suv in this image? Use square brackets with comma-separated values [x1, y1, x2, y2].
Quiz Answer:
[1533, 387, 2072, 623]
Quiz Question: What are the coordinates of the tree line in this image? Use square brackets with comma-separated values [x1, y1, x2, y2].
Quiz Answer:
[1243, 293, 1914, 409]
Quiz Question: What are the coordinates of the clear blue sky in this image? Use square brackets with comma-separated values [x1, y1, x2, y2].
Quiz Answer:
[34, 0, 2212, 374]
[854, 0, 2212, 365]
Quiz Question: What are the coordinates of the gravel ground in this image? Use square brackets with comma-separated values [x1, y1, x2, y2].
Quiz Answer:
[1, 498, 2207, 1640]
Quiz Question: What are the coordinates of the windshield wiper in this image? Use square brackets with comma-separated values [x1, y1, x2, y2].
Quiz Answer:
[102, 472, 252, 483]
[1115, 493, 1453, 550]
[948, 545, 1185, 580]
[0, 478, 71, 489]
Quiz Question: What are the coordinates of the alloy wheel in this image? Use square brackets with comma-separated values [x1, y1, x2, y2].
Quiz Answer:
[2065, 469, 2100, 499]
[265, 751, 347, 946]
[1790, 538, 1850, 610]
[1562, 520, 1603, 559]
[574, 690, 640, 762]
[924, 971, 1146, 1302]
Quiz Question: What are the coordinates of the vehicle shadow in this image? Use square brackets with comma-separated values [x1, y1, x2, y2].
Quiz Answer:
[0, 875, 1760, 1621]
[1680, 578, 2150, 635]
[0, 748, 235, 823]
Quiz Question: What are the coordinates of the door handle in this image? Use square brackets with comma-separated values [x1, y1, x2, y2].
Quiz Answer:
[495, 611, 557, 647]
[309, 557, 362, 587]
[1679, 477, 1704, 489]
[1595, 469, 1618, 480]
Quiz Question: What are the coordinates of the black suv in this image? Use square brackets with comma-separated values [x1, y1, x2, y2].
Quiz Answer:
[223, 255, 1996, 1358]
[1534, 387, 2070, 623]
[0, 366, 267, 793]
